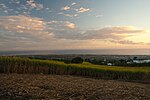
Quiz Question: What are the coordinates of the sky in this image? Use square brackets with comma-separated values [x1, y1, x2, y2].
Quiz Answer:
[0, 0, 150, 51]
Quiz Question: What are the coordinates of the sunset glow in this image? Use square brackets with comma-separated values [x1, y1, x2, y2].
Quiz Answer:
[0, 0, 150, 50]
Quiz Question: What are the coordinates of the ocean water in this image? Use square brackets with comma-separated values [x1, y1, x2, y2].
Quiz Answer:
[0, 49, 149, 55]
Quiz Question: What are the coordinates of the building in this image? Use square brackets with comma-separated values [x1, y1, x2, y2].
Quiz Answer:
[133, 60, 150, 63]
[107, 63, 113, 66]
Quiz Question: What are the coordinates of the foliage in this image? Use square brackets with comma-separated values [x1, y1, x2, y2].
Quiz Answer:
[0, 56, 150, 81]
[88, 58, 150, 67]
[71, 57, 84, 64]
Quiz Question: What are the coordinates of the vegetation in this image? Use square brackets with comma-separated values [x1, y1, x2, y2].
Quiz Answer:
[71, 57, 84, 64]
[86, 58, 150, 67]
[0, 56, 150, 81]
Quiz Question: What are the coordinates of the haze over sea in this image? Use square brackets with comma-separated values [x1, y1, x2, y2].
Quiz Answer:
[0, 49, 149, 56]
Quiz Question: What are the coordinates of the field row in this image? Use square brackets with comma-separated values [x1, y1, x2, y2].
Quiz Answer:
[0, 57, 150, 81]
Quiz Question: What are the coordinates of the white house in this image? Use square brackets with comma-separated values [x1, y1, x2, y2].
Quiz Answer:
[133, 60, 150, 63]
[107, 63, 113, 66]
[143, 60, 150, 63]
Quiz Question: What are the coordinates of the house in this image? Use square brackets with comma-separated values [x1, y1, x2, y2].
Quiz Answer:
[107, 63, 113, 66]
[143, 60, 150, 63]
[133, 60, 150, 63]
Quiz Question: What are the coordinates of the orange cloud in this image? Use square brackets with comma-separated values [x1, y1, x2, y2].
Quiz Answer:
[53, 26, 146, 45]
[76, 7, 90, 13]
[65, 22, 76, 29]
[26, 0, 43, 10]
[0, 15, 53, 39]
[62, 6, 70, 11]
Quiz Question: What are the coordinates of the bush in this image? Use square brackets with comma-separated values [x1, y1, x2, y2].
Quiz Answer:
[71, 57, 84, 64]
[64, 60, 71, 64]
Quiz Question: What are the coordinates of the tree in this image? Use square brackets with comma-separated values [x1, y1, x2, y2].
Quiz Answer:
[71, 57, 84, 64]
[133, 57, 138, 60]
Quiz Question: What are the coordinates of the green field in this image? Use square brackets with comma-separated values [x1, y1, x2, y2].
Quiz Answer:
[0, 56, 150, 81]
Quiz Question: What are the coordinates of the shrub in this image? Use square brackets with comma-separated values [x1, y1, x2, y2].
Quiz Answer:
[64, 60, 71, 64]
[71, 57, 84, 64]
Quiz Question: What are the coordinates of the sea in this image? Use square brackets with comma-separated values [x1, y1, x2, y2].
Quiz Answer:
[0, 49, 149, 56]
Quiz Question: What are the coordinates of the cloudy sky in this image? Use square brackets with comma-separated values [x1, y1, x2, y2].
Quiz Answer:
[0, 0, 150, 51]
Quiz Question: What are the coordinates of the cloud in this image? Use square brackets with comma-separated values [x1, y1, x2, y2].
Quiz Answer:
[0, 15, 44, 31]
[0, 15, 59, 50]
[0, 4, 8, 9]
[71, 2, 76, 6]
[0, 0, 44, 15]
[62, 6, 70, 11]
[110, 40, 144, 45]
[64, 14, 78, 18]
[11, 0, 20, 4]
[59, 3, 90, 18]
[0, 15, 78, 42]
[62, 2, 77, 11]
[0, 15, 52, 40]
[0, 3, 9, 13]
[53, 26, 145, 40]
[53, 30, 81, 39]
[52, 26, 148, 46]
[76, 7, 90, 13]
[47, 20, 76, 30]
[26, 0, 43, 10]
[147, 43, 150, 45]
[65, 22, 76, 29]
[0, 14, 147, 49]
[58, 12, 78, 18]
[104, 26, 144, 34]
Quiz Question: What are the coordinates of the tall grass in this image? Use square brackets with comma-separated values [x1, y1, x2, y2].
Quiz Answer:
[0, 56, 150, 81]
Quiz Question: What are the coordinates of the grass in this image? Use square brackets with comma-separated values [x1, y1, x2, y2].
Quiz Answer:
[0, 56, 150, 81]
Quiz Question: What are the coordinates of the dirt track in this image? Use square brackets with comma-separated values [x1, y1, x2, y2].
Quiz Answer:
[0, 74, 150, 100]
